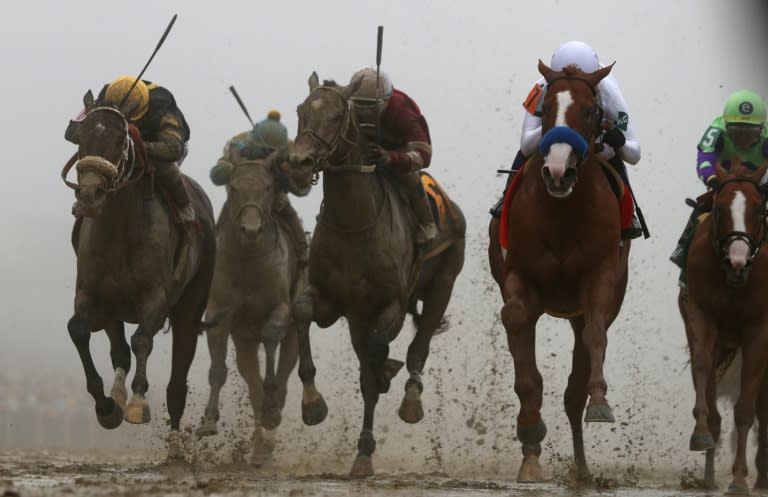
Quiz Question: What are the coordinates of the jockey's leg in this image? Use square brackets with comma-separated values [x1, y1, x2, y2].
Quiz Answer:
[670, 199, 710, 271]
[394, 170, 437, 246]
[608, 156, 643, 240]
[276, 193, 310, 269]
[154, 160, 195, 224]
[490, 150, 527, 218]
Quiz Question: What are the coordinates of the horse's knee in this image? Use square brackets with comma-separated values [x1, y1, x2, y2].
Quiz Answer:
[501, 300, 529, 331]
[209, 363, 228, 387]
[293, 293, 313, 324]
[68, 316, 90, 344]
[130, 332, 153, 356]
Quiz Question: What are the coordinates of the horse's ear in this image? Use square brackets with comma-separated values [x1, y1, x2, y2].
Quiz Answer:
[341, 72, 364, 100]
[538, 59, 556, 82]
[585, 62, 614, 87]
[308, 72, 319, 91]
[83, 90, 95, 112]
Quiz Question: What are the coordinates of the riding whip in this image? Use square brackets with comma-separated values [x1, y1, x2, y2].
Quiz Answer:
[375, 25, 384, 144]
[229, 85, 256, 128]
[117, 14, 178, 110]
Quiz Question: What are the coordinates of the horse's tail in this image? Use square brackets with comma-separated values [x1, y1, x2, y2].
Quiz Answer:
[407, 301, 450, 335]
[715, 346, 740, 383]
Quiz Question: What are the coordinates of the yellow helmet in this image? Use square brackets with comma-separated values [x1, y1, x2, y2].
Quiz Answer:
[104, 76, 150, 121]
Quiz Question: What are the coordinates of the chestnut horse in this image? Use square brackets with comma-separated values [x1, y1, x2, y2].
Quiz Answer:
[488, 61, 630, 482]
[286, 73, 466, 476]
[680, 157, 768, 494]
[62, 92, 216, 458]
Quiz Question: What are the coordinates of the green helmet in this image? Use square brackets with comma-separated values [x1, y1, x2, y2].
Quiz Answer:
[723, 90, 766, 125]
[251, 110, 288, 150]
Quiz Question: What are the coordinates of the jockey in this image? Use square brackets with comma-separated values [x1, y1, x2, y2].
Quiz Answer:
[65, 76, 195, 224]
[490, 40, 644, 240]
[669, 89, 768, 269]
[351, 67, 438, 247]
[210, 110, 309, 268]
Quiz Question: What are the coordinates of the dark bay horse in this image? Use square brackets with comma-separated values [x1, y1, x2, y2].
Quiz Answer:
[680, 157, 768, 494]
[63, 92, 216, 458]
[285, 72, 466, 476]
[488, 61, 630, 482]
[197, 155, 303, 466]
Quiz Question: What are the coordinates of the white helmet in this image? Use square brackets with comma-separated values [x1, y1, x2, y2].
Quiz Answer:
[350, 67, 393, 112]
[550, 40, 600, 73]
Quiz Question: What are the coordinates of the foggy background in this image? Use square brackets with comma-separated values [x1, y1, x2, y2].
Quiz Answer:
[1, 0, 767, 483]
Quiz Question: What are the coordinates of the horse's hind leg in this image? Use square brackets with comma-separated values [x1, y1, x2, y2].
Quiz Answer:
[262, 316, 299, 431]
[564, 317, 592, 483]
[400, 240, 464, 424]
[197, 323, 229, 437]
[261, 303, 293, 430]
[104, 321, 130, 411]
[754, 369, 768, 488]
[67, 314, 123, 429]
[233, 336, 272, 467]
[164, 313, 199, 460]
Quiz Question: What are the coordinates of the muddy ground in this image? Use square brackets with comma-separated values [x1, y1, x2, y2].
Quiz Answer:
[2, 449, 765, 497]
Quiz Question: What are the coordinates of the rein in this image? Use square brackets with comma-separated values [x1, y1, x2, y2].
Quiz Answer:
[711, 177, 767, 260]
[61, 106, 144, 192]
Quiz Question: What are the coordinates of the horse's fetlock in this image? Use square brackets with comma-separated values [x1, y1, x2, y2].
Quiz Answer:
[357, 429, 376, 456]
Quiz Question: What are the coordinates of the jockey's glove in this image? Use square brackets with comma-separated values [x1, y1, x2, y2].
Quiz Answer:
[706, 175, 719, 190]
[367, 143, 392, 166]
[602, 127, 626, 150]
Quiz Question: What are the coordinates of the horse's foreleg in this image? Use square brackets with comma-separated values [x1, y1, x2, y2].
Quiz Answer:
[703, 368, 721, 489]
[349, 323, 385, 477]
[501, 273, 545, 483]
[68, 314, 123, 429]
[126, 291, 165, 425]
[565, 317, 591, 482]
[729, 335, 768, 494]
[104, 321, 129, 411]
[685, 304, 717, 453]
[261, 303, 292, 430]
[233, 337, 273, 467]
[197, 323, 229, 437]
[293, 285, 337, 426]
[754, 369, 768, 489]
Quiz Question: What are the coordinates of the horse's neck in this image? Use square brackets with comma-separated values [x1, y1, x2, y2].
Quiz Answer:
[320, 169, 384, 229]
[91, 182, 154, 239]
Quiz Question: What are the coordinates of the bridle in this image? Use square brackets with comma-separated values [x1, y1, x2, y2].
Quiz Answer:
[295, 86, 374, 178]
[62, 106, 141, 192]
[711, 176, 767, 261]
[542, 75, 604, 158]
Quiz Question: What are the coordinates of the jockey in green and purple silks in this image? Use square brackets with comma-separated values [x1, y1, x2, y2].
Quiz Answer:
[696, 89, 768, 187]
[670, 90, 768, 277]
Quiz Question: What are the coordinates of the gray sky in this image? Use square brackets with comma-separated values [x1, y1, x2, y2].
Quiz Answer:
[1, 0, 767, 477]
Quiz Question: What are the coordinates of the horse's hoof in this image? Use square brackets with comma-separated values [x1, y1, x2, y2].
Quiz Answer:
[398, 383, 424, 424]
[124, 396, 151, 424]
[96, 398, 124, 430]
[196, 419, 218, 438]
[754, 476, 768, 489]
[110, 384, 127, 410]
[261, 408, 282, 430]
[302, 397, 328, 426]
[726, 482, 751, 495]
[167, 430, 184, 460]
[584, 403, 615, 423]
[517, 453, 544, 483]
[350, 455, 374, 477]
[250, 446, 275, 468]
[689, 432, 715, 451]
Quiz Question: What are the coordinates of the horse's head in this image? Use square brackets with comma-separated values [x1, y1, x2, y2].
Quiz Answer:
[226, 159, 277, 244]
[536, 60, 613, 198]
[73, 92, 135, 216]
[286, 71, 363, 183]
[711, 157, 768, 287]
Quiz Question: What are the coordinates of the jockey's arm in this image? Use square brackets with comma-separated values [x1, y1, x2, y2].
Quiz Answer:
[520, 110, 542, 158]
[145, 112, 187, 163]
[598, 75, 641, 165]
[696, 120, 725, 187]
[385, 110, 432, 173]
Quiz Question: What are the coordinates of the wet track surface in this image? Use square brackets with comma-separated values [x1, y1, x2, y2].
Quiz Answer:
[2, 450, 764, 497]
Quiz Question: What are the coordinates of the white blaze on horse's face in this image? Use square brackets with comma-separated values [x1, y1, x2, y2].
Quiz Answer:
[728, 190, 750, 271]
[543, 90, 576, 191]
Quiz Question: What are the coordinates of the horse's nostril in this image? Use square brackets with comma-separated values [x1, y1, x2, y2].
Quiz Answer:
[564, 168, 577, 179]
[300, 157, 314, 167]
[542, 167, 552, 178]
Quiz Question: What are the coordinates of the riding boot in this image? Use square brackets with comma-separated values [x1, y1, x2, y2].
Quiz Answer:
[154, 160, 196, 225]
[669, 206, 703, 269]
[490, 150, 527, 218]
[608, 156, 644, 240]
[277, 197, 310, 269]
[393, 171, 436, 247]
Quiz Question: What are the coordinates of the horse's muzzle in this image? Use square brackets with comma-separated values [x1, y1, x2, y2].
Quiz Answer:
[542, 165, 578, 198]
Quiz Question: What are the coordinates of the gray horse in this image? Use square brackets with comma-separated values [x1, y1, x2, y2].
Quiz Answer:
[286, 73, 466, 476]
[197, 154, 306, 466]
[63, 93, 216, 459]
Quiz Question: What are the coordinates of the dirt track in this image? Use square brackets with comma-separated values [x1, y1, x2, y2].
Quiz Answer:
[3, 449, 762, 497]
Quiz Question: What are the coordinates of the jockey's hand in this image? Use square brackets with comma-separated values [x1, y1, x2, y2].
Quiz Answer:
[367, 143, 391, 166]
[706, 175, 719, 191]
[602, 126, 626, 150]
